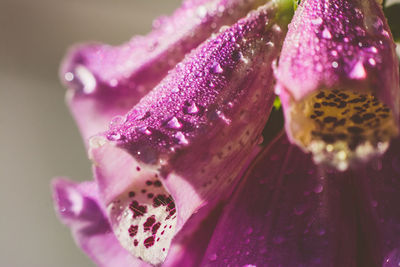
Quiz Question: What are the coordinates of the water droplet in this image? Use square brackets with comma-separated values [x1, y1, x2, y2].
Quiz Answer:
[110, 79, 118, 87]
[211, 62, 224, 74]
[74, 65, 97, 94]
[272, 24, 281, 33]
[216, 110, 231, 124]
[322, 28, 332, 39]
[64, 72, 74, 82]
[383, 248, 400, 267]
[332, 61, 339, 68]
[174, 131, 189, 145]
[368, 58, 376, 66]
[108, 132, 122, 141]
[110, 116, 125, 128]
[311, 17, 323, 25]
[349, 61, 366, 80]
[196, 6, 207, 18]
[314, 184, 324, 194]
[209, 253, 217, 261]
[294, 203, 307, 215]
[368, 46, 378, 53]
[138, 126, 152, 135]
[167, 117, 182, 129]
[187, 103, 199, 114]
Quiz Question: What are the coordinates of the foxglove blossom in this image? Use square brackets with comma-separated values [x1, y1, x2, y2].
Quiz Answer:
[54, 0, 293, 265]
[61, 0, 278, 144]
[52, 0, 400, 266]
[276, 0, 399, 170]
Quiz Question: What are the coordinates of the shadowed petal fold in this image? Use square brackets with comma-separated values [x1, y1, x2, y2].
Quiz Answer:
[276, 0, 400, 170]
[202, 133, 360, 267]
[202, 133, 400, 267]
[61, 0, 271, 143]
[89, 1, 293, 264]
[52, 178, 148, 267]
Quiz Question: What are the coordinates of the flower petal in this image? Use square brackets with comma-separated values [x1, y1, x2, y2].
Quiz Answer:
[61, 0, 271, 143]
[89, 1, 293, 264]
[52, 178, 148, 267]
[202, 133, 362, 266]
[355, 137, 400, 266]
[202, 132, 400, 266]
[276, 0, 400, 169]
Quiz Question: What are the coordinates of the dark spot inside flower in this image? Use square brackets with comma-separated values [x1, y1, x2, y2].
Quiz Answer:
[144, 236, 155, 248]
[146, 181, 153, 186]
[153, 180, 162, 187]
[152, 222, 161, 235]
[143, 215, 156, 232]
[128, 191, 135, 198]
[315, 111, 324, 117]
[362, 113, 375, 120]
[136, 166, 141, 171]
[347, 126, 363, 134]
[128, 225, 138, 237]
[147, 193, 154, 199]
[350, 114, 363, 124]
[129, 201, 147, 218]
[141, 189, 147, 193]
[323, 116, 336, 123]
[134, 240, 138, 247]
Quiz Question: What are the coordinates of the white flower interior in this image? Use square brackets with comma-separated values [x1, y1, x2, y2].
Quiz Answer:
[289, 89, 398, 170]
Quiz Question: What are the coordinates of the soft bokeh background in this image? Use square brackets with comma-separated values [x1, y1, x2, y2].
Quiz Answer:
[0, 1, 180, 266]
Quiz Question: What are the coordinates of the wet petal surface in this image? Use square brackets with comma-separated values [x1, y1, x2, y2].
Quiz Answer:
[90, 1, 293, 264]
[276, 0, 399, 169]
[61, 0, 269, 143]
[202, 133, 400, 267]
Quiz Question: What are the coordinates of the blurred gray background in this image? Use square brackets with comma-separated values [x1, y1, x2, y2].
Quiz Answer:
[0, 1, 180, 266]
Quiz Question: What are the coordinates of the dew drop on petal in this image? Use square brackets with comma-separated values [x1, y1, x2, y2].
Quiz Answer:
[349, 61, 366, 80]
[187, 103, 199, 114]
[368, 58, 376, 66]
[209, 253, 218, 261]
[64, 72, 74, 82]
[211, 62, 224, 74]
[110, 115, 125, 128]
[322, 28, 332, 39]
[167, 117, 182, 129]
[74, 65, 97, 94]
[311, 17, 323, 25]
[174, 131, 189, 145]
[313, 184, 324, 194]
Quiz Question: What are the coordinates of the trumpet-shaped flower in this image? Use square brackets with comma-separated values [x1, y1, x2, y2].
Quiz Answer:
[52, 0, 400, 266]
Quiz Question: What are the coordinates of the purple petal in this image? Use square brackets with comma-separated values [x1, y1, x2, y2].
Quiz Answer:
[357, 137, 400, 266]
[202, 133, 400, 266]
[61, 0, 270, 143]
[52, 178, 148, 267]
[276, 0, 400, 169]
[202, 133, 359, 266]
[89, 1, 293, 264]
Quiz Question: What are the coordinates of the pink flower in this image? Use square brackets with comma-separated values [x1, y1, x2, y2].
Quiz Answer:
[52, 0, 400, 266]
